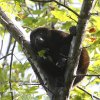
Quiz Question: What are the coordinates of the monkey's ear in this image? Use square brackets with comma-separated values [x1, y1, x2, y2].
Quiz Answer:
[69, 26, 77, 35]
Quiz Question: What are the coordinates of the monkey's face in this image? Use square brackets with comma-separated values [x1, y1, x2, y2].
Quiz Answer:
[35, 30, 49, 51]
[30, 27, 50, 51]
[35, 32, 45, 46]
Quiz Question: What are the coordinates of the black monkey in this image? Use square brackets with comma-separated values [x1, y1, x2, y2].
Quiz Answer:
[30, 27, 89, 86]
[30, 27, 73, 65]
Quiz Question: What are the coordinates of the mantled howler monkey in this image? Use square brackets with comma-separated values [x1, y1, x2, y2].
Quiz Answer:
[30, 27, 89, 86]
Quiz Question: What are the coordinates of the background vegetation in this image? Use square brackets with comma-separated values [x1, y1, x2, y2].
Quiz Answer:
[0, 0, 100, 100]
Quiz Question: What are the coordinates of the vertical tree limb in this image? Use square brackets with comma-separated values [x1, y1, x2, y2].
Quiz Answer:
[65, 0, 96, 99]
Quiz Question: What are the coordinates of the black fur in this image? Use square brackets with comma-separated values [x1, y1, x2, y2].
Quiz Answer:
[30, 27, 89, 86]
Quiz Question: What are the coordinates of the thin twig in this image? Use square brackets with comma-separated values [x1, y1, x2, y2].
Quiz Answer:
[13, 54, 23, 64]
[32, 0, 53, 3]
[74, 74, 100, 77]
[0, 53, 11, 60]
[19, 82, 40, 86]
[32, 0, 80, 17]
[4, 34, 12, 61]
[9, 41, 16, 100]
[54, 0, 80, 17]
[77, 86, 100, 100]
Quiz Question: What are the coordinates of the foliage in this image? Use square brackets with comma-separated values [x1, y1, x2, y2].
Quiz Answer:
[0, 0, 100, 100]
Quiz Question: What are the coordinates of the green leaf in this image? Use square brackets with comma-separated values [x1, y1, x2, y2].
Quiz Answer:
[51, 10, 71, 22]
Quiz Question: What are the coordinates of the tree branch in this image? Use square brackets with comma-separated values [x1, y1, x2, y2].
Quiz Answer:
[74, 74, 100, 77]
[77, 86, 100, 100]
[31, 0, 80, 17]
[54, 0, 79, 17]
[0, 53, 11, 60]
[3, 34, 12, 67]
[9, 41, 16, 100]
[64, 0, 96, 99]
[0, 7, 47, 92]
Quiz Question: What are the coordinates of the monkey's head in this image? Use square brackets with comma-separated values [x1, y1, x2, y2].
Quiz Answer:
[30, 27, 72, 66]
[30, 27, 50, 51]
